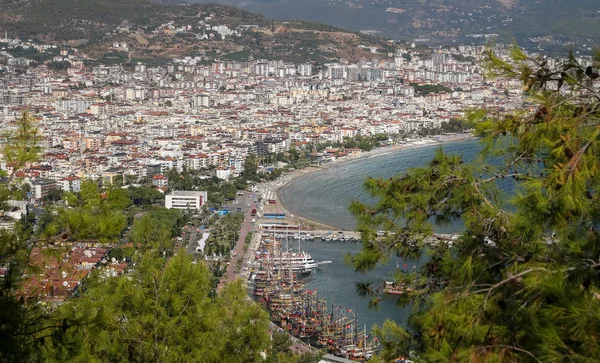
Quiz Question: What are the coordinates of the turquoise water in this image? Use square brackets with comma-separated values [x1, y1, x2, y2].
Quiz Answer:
[280, 139, 505, 331]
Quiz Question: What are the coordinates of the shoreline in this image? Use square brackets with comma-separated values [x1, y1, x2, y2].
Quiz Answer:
[273, 133, 476, 231]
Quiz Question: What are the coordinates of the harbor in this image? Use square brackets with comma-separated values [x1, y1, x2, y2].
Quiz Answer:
[233, 139, 482, 360]
[248, 231, 382, 360]
[236, 194, 415, 360]
[261, 229, 362, 243]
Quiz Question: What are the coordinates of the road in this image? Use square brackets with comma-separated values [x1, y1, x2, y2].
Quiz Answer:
[217, 193, 256, 292]
[185, 191, 257, 255]
[185, 230, 198, 254]
[222, 190, 256, 214]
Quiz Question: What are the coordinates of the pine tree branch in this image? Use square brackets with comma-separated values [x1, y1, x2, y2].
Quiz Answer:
[471, 180, 497, 211]
[565, 139, 593, 176]
[481, 151, 528, 184]
[479, 344, 542, 363]
[469, 267, 547, 310]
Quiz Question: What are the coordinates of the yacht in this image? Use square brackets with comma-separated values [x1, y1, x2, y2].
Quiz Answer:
[260, 251, 319, 274]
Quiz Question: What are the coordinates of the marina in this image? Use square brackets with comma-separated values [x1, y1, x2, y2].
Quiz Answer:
[241, 139, 492, 358]
[249, 232, 381, 360]
[268, 230, 362, 242]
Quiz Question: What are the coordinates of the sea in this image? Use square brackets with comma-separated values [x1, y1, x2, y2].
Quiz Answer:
[279, 139, 515, 331]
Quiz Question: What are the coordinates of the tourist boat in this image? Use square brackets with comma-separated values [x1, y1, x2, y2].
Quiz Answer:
[252, 234, 380, 359]
[383, 281, 413, 295]
[338, 324, 378, 361]
[259, 251, 319, 274]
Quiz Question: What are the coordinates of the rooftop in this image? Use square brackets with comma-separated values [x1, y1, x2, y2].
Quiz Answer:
[167, 190, 207, 197]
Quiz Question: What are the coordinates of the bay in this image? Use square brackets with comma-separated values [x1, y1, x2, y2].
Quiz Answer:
[280, 139, 487, 231]
[280, 139, 512, 331]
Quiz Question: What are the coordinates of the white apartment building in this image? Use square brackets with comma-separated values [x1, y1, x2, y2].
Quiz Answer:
[165, 191, 207, 211]
[216, 166, 232, 181]
[59, 176, 81, 193]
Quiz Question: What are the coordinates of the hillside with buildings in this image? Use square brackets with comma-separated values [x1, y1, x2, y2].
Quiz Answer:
[0, 0, 391, 63]
[166, 0, 600, 52]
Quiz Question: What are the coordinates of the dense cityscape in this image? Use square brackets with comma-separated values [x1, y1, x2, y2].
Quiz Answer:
[1, 1, 600, 362]
[1, 29, 540, 192]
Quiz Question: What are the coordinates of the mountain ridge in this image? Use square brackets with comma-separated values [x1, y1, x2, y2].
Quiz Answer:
[162, 0, 600, 46]
[0, 0, 394, 64]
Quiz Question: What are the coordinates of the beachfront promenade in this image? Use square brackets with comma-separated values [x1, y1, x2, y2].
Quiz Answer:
[217, 199, 256, 292]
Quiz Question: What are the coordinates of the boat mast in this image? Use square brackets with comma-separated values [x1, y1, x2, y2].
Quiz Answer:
[363, 324, 367, 358]
[353, 311, 358, 346]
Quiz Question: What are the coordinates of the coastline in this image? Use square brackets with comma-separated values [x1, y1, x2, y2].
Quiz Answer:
[273, 133, 476, 231]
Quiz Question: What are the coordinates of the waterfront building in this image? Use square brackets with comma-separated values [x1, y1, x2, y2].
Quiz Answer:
[165, 190, 207, 210]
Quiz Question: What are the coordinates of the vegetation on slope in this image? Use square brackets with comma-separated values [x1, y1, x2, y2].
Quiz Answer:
[166, 0, 600, 45]
[1, 0, 388, 63]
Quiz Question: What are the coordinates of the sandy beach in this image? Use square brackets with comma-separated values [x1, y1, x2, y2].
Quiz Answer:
[270, 133, 476, 231]
[257, 166, 341, 231]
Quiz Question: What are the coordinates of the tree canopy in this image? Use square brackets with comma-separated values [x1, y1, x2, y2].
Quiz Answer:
[349, 47, 600, 362]
[44, 252, 271, 363]
[2, 111, 40, 178]
[42, 181, 128, 242]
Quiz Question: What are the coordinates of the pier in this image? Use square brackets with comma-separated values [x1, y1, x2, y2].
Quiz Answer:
[260, 228, 459, 244]
[260, 228, 362, 242]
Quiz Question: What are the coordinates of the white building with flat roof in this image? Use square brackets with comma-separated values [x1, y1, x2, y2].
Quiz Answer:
[165, 190, 207, 210]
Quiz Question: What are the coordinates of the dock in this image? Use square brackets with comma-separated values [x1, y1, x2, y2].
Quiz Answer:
[260, 229, 362, 242]
[259, 229, 459, 244]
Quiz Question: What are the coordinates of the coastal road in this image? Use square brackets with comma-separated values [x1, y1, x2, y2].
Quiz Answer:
[222, 190, 255, 214]
[217, 194, 256, 292]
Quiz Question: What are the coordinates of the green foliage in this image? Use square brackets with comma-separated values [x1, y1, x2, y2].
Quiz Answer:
[105, 187, 132, 210]
[204, 212, 244, 256]
[314, 134, 388, 153]
[221, 48, 250, 62]
[5, 0, 152, 40]
[47, 61, 71, 70]
[3, 111, 41, 178]
[350, 46, 600, 362]
[0, 130, 59, 362]
[127, 186, 164, 206]
[129, 213, 173, 251]
[272, 331, 293, 354]
[440, 118, 473, 133]
[43, 187, 63, 203]
[243, 154, 260, 182]
[45, 252, 271, 362]
[43, 181, 128, 242]
[409, 82, 453, 96]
